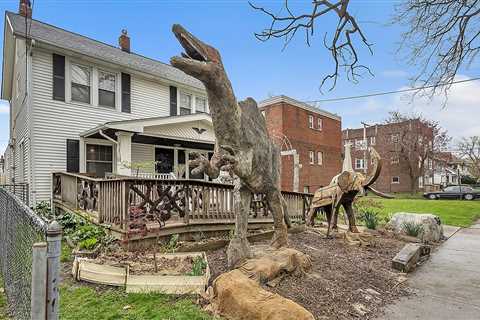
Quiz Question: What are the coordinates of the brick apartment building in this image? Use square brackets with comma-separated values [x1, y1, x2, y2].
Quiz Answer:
[343, 120, 434, 193]
[259, 95, 342, 193]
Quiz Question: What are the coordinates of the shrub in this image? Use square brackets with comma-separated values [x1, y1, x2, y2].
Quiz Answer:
[78, 238, 98, 251]
[402, 221, 424, 237]
[58, 211, 86, 234]
[33, 201, 54, 220]
[360, 209, 379, 230]
[188, 256, 207, 276]
[166, 234, 179, 252]
[71, 224, 105, 250]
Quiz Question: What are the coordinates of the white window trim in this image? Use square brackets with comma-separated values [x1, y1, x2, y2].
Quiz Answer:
[355, 158, 365, 170]
[97, 68, 120, 110]
[177, 90, 209, 115]
[82, 138, 117, 174]
[317, 118, 323, 131]
[392, 176, 400, 184]
[309, 150, 315, 164]
[317, 151, 323, 165]
[308, 115, 314, 129]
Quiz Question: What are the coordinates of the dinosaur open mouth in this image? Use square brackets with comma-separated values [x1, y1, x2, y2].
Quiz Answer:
[179, 34, 207, 62]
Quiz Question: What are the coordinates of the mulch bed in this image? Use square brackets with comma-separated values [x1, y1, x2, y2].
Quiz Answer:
[207, 230, 412, 320]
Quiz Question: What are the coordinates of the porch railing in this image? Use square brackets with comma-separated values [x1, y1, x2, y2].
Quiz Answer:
[52, 172, 312, 238]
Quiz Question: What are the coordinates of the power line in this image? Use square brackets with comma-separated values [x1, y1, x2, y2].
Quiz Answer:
[304, 77, 480, 104]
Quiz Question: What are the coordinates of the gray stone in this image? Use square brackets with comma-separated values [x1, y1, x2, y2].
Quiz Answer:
[388, 212, 444, 242]
[392, 243, 423, 272]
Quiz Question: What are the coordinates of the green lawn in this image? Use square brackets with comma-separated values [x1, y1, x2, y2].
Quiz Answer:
[374, 198, 480, 227]
[60, 285, 214, 320]
[0, 286, 7, 320]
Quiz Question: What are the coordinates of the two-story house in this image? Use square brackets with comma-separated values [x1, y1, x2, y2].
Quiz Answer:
[259, 95, 342, 193]
[2, 3, 215, 204]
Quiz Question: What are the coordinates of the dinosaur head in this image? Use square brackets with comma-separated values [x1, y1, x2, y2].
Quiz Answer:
[171, 24, 223, 83]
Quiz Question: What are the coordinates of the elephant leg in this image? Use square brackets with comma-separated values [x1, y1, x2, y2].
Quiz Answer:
[267, 189, 288, 249]
[343, 201, 359, 233]
[306, 207, 317, 227]
[326, 205, 335, 238]
[226, 182, 252, 269]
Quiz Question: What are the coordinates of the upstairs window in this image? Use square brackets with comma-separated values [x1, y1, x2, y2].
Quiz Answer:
[355, 158, 365, 169]
[317, 151, 323, 165]
[391, 156, 400, 164]
[370, 136, 376, 145]
[71, 64, 91, 104]
[195, 96, 207, 113]
[179, 92, 192, 115]
[391, 133, 400, 143]
[317, 118, 323, 130]
[355, 139, 367, 150]
[308, 115, 314, 129]
[309, 151, 315, 164]
[98, 70, 116, 108]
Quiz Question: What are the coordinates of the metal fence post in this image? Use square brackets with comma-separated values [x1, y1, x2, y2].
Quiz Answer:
[31, 242, 47, 320]
[46, 221, 62, 320]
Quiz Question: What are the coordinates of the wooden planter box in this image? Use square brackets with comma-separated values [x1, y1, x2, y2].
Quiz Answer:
[72, 252, 210, 295]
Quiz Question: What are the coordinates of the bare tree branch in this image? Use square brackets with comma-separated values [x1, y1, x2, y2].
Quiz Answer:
[250, 0, 373, 91]
[457, 136, 480, 180]
[394, 0, 480, 100]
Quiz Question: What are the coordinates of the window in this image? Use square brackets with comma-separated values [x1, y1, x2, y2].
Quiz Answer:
[309, 151, 315, 164]
[98, 70, 116, 108]
[304, 186, 310, 193]
[195, 96, 207, 113]
[370, 136, 376, 145]
[317, 151, 323, 165]
[355, 139, 366, 150]
[308, 115, 314, 129]
[391, 156, 399, 164]
[392, 176, 400, 184]
[355, 158, 365, 170]
[71, 63, 91, 104]
[179, 92, 192, 115]
[261, 110, 266, 118]
[86, 144, 113, 177]
[391, 133, 399, 143]
[317, 118, 323, 130]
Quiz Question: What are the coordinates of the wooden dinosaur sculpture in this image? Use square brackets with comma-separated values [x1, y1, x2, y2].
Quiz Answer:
[170, 24, 290, 268]
[306, 144, 393, 237]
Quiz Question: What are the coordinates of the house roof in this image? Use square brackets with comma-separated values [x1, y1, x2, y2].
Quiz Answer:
[258, 95, 341, 121]
[5, 11, 204, 90]
[81, 113, 215, 144]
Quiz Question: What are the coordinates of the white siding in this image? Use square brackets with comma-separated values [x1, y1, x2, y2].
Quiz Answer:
[131, 143, 155, 174]
[30, 49, 178, 201]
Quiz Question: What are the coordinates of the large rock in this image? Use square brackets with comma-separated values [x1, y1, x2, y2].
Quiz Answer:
[388, 212, 444, 242]
[207, 269, 314, 320]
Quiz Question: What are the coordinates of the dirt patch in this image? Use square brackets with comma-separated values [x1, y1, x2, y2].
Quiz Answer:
[207, 230, 412, 319]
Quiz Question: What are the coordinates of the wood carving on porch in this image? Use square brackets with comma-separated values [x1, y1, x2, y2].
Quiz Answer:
[306, 144, 393, 236]
[78, 180, 99, 212]
[171, 24, 291, 268]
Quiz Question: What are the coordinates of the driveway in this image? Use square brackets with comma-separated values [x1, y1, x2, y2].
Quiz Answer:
[378, 223, 480, 320]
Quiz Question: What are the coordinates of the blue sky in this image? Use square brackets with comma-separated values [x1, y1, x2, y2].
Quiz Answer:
[1, 0, 479, 153]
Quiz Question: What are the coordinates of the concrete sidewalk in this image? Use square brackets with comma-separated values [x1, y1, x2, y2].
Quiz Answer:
[378, 223, 480, 320]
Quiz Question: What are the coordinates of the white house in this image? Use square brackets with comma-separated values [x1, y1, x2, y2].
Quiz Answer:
[2, 4, 216, 204]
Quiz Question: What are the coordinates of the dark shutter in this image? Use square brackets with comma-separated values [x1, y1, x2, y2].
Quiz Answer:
[121, 73, 131, 113]
[66, 139, 80, 173]
[170, 86, 177, 116]
[52, 54, 65, 101]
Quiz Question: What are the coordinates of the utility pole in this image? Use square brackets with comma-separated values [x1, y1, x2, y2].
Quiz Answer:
[361, 121, 371, 174]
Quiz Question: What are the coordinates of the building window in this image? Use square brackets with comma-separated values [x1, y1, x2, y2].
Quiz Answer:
[86, 144, 113, 177]
[370, 136, 376, 145]
[309, 151, 315, 164]
[392, 176, 400, 184]
[391, 133, 399, 143]
[261, 110, 266, 118]
[317, 118, 323, 131]
[304, 186, 310, 193]
[98, 70, 116, 108]
[195, 96, 207, 113]
[391, 156, 399, 164]
[317, 151, 323, 165]
[308, 115, 314, 129]
[71, 63, 91, 104]
[355, 139, 366, 150]
[179, 92, 192, 115]
[355, 158, 365, 170]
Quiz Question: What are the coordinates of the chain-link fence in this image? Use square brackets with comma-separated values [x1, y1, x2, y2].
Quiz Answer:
[0, 187, 47, 319]
[0, 183, 30, 206]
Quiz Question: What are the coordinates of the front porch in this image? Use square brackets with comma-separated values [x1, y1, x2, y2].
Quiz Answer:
[78, 113, 216, 180]
[52, 172, 312, 242]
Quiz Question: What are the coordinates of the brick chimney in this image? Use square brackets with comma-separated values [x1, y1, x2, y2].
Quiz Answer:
[19, 0, 32, 18]
[119, 29, 130, 53]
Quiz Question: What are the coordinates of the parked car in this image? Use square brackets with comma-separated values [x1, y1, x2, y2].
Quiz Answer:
[423, 186, 480, 200]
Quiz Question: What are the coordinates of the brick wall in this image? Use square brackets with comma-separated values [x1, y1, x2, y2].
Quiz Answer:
[260, 98, 342, 192]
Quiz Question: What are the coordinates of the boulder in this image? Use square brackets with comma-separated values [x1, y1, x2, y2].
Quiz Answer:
[207, 269, 314, 320]
[388, 212, 444, 242]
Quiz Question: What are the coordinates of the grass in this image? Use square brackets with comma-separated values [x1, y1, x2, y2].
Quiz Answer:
[60, 285, 214, 320]
[372, 197, 480, 227]
[0, 275, 8, 320]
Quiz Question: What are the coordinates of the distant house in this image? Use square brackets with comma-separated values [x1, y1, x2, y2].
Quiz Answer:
[343, 120, 434, 193]
[259, 95, 342, 193]
[2, 5, 215, 204]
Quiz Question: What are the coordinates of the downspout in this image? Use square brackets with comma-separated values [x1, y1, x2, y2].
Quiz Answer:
[98, 129, 118, 146]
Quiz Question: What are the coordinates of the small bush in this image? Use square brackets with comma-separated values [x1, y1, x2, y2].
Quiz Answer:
[402, 221, 424, 237]
[188, 256, 207, 276]
[360, 209, 379, 230]
[166, 234, 179, 252]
